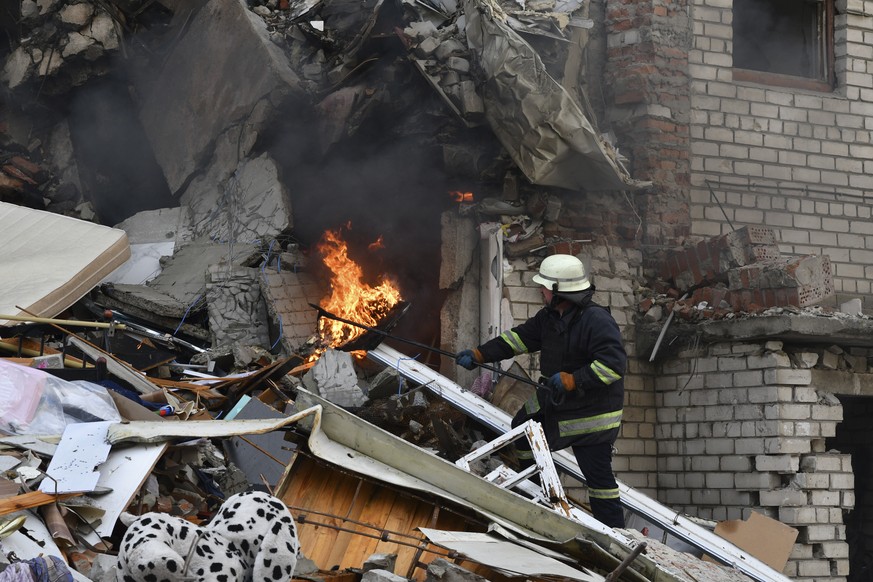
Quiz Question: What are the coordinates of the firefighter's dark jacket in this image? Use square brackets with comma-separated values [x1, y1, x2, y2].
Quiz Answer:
[476, 298, 626, 450]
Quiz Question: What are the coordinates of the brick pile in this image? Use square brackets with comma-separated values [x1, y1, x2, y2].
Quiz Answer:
[660, 225, 834, 313]
[655, 340, 854, 582]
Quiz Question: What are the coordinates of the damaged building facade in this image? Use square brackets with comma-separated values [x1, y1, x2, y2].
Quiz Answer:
[1, 0, 873, 581]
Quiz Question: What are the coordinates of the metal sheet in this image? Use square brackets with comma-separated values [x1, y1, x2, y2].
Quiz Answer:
[420, 528, 605, 581]
[368, 344, 791, 582]
[40, 422, 112, 494]
[287, 391, 683, 582]
[106, 413, 319, 444]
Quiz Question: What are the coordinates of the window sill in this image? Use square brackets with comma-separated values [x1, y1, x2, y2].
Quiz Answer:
[732, 68, 834, 93]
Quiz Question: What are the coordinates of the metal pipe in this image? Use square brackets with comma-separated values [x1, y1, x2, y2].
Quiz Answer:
[648, 293, 687, 363]
[310, 304, 546, 390]
[0, 314, 126, 329]
[605, 541, 647, 582]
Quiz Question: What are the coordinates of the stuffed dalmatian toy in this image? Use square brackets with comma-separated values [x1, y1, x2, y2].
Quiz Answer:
[117, 490, 299, 582]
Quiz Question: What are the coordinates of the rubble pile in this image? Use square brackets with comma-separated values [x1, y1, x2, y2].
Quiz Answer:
[637, 225, 838, 325]
[0, 219, 769, 581]
[0, 306, 504, 580]
[1, 0, 121, 93]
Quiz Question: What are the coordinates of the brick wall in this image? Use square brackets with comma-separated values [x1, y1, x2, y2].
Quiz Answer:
[687, 0, 873, 305]
[655, 340, 857, 582]
[502, 242, 659, 494]
[603, 0, 693, 253]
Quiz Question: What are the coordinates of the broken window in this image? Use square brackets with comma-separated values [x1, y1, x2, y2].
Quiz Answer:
[732, 0, 834, 91]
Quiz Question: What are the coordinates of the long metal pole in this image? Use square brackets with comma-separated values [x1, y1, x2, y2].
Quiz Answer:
[0, 314, 126, 329]
[310, 304, 545, 389]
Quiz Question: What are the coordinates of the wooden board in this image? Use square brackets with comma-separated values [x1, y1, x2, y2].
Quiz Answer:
[280, 455, 509, 581]
[0, 491, 82, 517]
[0, 337, 85, 368]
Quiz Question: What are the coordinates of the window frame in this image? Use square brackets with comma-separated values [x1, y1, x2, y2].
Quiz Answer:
[731, 0, 835, 92]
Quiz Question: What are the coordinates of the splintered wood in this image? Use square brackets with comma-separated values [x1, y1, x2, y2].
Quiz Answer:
[277, 455, 511, 582]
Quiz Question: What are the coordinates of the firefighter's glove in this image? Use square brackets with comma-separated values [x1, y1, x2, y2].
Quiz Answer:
[455, 349, 483, 370]
[547, 372, 575, 406]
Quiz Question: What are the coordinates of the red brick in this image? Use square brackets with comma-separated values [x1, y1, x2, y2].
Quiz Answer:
[675, 249, 690, 277]
[687, 253, 704, 286]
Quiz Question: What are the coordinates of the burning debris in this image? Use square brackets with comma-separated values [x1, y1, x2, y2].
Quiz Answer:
[313, 227, 403, 351]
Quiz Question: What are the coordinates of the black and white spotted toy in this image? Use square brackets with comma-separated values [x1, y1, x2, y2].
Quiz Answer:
[117, 490, 300, 582]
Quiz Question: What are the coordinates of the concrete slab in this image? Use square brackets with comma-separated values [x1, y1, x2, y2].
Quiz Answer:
[146, 240, 259, 307]
[136, 0, 302, 194]
[184, 152, 293, 245]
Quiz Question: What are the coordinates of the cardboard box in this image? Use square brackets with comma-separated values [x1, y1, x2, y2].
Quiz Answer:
[710, 511, 798, 572]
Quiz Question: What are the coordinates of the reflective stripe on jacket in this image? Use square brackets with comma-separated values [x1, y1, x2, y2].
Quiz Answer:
[479, 302, 626, 448]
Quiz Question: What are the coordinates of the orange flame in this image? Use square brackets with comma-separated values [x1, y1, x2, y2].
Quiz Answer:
[368, 235, 385, 252]
[315, 228, 402, 350]
[450, 191, 474, 203]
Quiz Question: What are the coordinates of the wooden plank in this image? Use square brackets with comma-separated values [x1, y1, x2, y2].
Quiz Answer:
[287, 460, 345, 566]
[0, 337, 84, 368]
[0, 491, 81, 516]
[280, 456, 497, 581]
[338, 483, 404, 568]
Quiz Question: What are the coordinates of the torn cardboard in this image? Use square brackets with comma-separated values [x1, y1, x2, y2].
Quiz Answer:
[710, 512, 798, 572]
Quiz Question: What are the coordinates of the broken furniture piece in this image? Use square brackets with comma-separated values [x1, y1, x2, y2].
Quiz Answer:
[455, 419, 574, 518]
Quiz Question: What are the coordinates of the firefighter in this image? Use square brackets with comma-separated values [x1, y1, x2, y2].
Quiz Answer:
[455, 254, 626, 528]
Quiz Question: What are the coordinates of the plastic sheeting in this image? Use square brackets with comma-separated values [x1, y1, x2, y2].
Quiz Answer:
[464, 0, 648, 191]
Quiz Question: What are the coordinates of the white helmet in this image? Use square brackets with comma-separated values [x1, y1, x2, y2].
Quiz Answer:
[532, 254, 591, 292]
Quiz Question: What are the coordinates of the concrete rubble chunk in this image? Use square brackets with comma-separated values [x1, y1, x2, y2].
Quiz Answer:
[791, 352, 819, 369]
[206, 266, 270, 348]
[2, 47, 35, 89]
[186, 152, 293, 244]
[147, 240, 258, 307]
[366, 367, 402, 400]
[62, 31, 94, 58]
[58, 3, 94, 26]
[21, 0, 39, 19]
[434, 39, 465, 61]
[363, 569, 409, 582]
[105, 207, 189, 285]
[303, 350, 366, 407]
[416, 36, 441, 57]
[363, 553, 398, 573]
[136, 0, 302, 194]
[87, 553, 119, 581]
[425, 558, 489, 582]
[89, 11, 119, 49]
[37, 0, 59, 15]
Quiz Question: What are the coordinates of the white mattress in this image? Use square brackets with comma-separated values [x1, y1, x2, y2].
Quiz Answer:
[0, 202, 130, 323]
